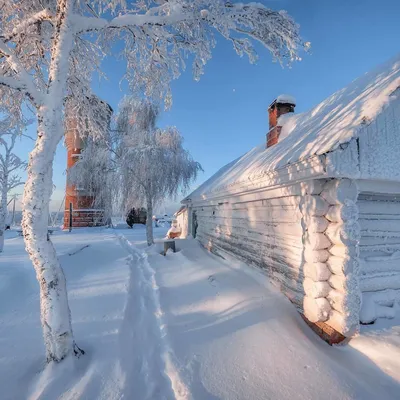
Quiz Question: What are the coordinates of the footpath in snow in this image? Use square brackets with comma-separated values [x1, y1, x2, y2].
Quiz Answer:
[1, 227, 400, 399]
[119, 228, 400, 400]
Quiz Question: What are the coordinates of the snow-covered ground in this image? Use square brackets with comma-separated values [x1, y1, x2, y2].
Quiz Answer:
[1, 227, 400, 399]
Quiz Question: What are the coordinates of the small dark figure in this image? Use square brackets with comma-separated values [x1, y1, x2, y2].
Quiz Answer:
[126, 208, 137, 228]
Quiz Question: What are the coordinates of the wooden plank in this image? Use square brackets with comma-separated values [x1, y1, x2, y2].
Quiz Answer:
[197, 222, 303, 248]
[359, 219, 400, 232]
[358, 200, 400, 215]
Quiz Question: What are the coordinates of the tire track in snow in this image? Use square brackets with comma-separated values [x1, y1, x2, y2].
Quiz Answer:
[116, 234, 189, 400]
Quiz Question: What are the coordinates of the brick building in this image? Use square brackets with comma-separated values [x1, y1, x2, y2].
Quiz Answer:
[64, 96, 112, 228]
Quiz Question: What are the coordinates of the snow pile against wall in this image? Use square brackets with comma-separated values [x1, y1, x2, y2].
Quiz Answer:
[358, 192, 400, 323]
[184, 54, 400, 202]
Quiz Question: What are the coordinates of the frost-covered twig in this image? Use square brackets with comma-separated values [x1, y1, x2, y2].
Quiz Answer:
[0, 117, 27, 252]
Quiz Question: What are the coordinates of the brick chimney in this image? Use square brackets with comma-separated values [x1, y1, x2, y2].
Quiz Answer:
[267, 95, 296, 148]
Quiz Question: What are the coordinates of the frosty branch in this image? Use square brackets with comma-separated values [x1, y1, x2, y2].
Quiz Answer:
[0, 118, 27, 252]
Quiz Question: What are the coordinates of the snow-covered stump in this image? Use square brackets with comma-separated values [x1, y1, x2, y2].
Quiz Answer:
[322, 179, 361, 337]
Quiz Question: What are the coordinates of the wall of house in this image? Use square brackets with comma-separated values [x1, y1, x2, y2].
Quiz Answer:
[187, 178, 361, 336]
[192, 184, 306, 308]
[357, 188, 400, 323]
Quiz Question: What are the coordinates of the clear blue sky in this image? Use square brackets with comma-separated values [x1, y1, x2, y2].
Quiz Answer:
[11, 0, 400, 212]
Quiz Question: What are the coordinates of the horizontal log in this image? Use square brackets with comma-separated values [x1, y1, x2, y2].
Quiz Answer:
[202, 224, 303, 250]
[359, 243, 400, 252]
[300, 195, 330, 217]
[197, 217, 304, 237]
[327, 291, 360, 333]
[303, 296, 331, 323]
[359, 214, 400, 220]
[209, 222, 303, 243]
[360, 273, 400, 292]
[359, 236, 400, 246]
[196, 227, 304, 263]
[303, 278, 331, 298]
[328, 274, 346, 292]
[327, 289, 347, 314]
[359, 219, 400, 233]
[196, 231, 304, 274]
[300, 180, 325, 196]
[325, 310, 356, 336]
[325, 221, 360, 246]
[306, 217, 329, 233]
[325, 202, 358, 223]
[304, 248, 330, 263]
[196, 207, 302, 223]
[358, 200, 400, 215]
[320, 179, 358, 205]
[327, 256, 359, 276]
[360, 230, 400, 238]
[360, 257, 400, 274]
[305, 232, 331, 250]
[303, 263, 332, 282]
[328, 274, 359, 295]
[329, 244, 359, 259]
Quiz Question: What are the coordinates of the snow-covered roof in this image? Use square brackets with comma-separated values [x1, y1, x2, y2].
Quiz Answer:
[185, 54, 400, 202]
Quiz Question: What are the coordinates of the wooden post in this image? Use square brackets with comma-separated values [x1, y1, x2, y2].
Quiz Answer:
[69, 202, 73, 232]
[164, 240, 176, 256]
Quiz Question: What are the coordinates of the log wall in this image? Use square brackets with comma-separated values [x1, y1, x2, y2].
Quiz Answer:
[189, 179, 362, 336]
[194, 184, 308, 309]
[358, 192, 400, 323]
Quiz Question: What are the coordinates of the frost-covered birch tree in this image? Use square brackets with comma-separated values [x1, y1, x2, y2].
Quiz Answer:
[116, 98, 201, 245]
[0, 0, 306, 362]
[0, 118, 26, 252]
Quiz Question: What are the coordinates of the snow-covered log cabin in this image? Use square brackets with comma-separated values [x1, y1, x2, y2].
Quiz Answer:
[180, 55, 400, 342]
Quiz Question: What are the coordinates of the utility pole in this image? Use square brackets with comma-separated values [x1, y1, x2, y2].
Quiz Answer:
[69, 202, 73, 232]
[11, 195, 16, 226]
[7, 194, 20, 227]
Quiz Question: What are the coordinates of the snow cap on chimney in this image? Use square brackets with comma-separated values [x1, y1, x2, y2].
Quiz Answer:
[267, 94, 296, 148]
[276, 94, 296, 106]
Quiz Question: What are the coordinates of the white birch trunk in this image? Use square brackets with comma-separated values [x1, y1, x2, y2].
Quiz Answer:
[146, 195, 154, 246]
[0, 182, 7, 252]
[22, 114, 83, 362]
[22, 0, 82, 362]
